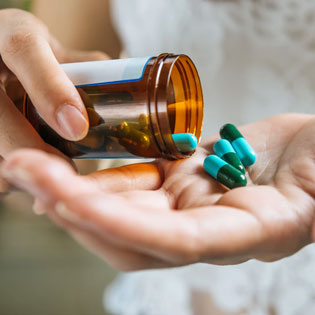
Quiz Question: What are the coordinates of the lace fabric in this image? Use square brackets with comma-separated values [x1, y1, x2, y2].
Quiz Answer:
[111, 0, 315, 136]
[105, 246, 315, 315]
[105, 0, 315, 314]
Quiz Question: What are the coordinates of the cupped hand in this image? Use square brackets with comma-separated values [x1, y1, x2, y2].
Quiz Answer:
[0, 8, 109, 192]
[1, 114, 315, 270]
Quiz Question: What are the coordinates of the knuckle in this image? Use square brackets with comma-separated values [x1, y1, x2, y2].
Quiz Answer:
[4, 32, 41, 56]
[0, 8, 25, 19]
[0, 9, 50, 61]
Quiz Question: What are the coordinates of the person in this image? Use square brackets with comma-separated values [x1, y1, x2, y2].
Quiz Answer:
[0, 2, 314, 314]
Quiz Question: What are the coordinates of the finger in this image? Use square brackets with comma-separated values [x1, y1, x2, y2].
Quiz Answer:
[0, 10, 88, 141]
[0, 93, 72, 191]
[86, 163, 163, 193]
[32, 198, 170, 270]
[1, 148, 162, 200]
[1, 149, 95, 203]
[0, 88, 47, 156]
[48, 205, 170, 270]
[2, 145, 163, 194]
[0, 88, 70, 164]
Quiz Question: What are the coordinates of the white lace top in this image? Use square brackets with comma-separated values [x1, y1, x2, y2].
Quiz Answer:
[105, 0, 315, 314]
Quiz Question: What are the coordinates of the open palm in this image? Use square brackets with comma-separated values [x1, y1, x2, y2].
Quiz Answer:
[2, 114, 315, 270]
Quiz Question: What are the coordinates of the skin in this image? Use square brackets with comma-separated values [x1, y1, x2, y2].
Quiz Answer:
[0, 7, 110, 192]
[1, 113, 314, 271]
[0, 9, 89, 144]
[0, 7, 114, 153]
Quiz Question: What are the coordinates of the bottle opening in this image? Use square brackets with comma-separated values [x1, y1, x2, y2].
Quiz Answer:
[151, 54, 204, 159]
[167, 55, 203, 140]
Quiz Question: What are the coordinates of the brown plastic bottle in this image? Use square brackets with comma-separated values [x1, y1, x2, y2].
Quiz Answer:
[23, 53, 204, 160]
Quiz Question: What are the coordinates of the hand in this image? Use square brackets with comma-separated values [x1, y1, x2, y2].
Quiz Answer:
[1, 114, 315, 270]
[0, 9, 109, 192]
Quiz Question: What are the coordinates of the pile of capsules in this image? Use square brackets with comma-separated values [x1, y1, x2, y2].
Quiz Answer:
[203, 124, 256, 189]
[170, 124, 256, 189]
[172, 124, 256, 189]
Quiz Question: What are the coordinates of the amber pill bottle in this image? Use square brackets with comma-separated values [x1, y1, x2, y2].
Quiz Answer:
[23, 53, 204, 159]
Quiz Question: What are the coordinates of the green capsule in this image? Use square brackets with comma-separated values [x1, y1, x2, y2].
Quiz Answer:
[220, 124, 243, 142]
[213, 139, 245, 174]
[203, 155, 247, 189]
[220, 124, 256, 167]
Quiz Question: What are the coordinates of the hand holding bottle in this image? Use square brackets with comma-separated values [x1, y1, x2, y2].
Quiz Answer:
[0, 8, 109, 192]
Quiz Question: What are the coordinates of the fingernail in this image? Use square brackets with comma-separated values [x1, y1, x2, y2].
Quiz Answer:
[1, 168, 49, 201]
[55, 202, 82, 224]
[33, 203, 46, 215]
[56, 105, 88, 141]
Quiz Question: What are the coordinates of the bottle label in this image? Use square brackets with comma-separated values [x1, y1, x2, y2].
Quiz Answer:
[61, 56, 153, 87]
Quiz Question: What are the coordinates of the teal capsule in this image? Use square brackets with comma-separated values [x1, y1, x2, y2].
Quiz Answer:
[172, 133, 198, 152]
[203, 155, 247, 189]
[220, 124, 256, 166]
[213, 139, 245, 174]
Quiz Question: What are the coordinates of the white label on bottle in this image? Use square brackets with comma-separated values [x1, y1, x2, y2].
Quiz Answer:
[61, 56, 153, 87]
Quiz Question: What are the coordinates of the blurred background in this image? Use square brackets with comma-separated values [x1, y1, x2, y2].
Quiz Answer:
[0, 1, 121, 314]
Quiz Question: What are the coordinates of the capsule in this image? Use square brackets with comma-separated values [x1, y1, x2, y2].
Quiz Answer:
[172, 133, 198, 152]
[203, 155, 247, 189]
[118, 121, 150, 149]
[213, 139, 245, 174]
[139, 114, 149, 131]
[220, 124, 256, 167]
